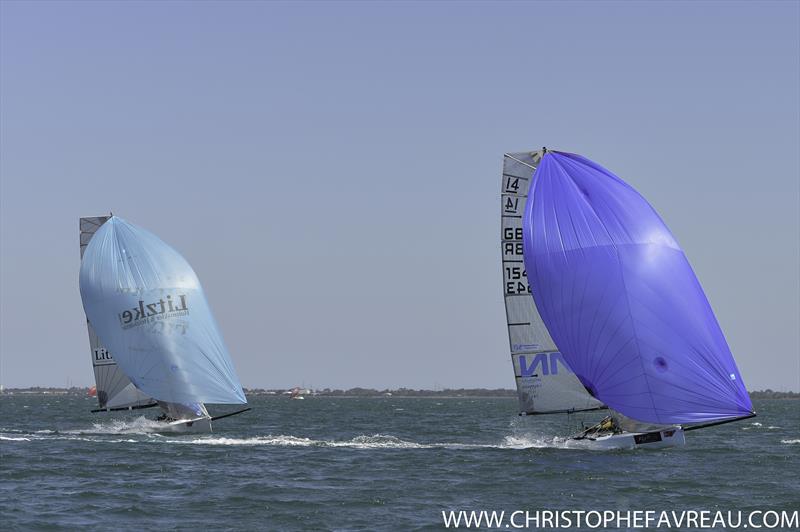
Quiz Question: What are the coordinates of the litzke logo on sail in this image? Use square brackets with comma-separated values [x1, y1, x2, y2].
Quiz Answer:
[118, 294, 189, 329]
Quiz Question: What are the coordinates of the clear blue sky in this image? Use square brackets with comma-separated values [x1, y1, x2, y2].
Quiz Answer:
[1, 1, 798, 391]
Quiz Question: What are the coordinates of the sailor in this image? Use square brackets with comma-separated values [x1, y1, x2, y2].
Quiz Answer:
[599, 416, 614, 432]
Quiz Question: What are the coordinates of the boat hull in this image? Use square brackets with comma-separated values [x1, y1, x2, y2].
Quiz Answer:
[157, 417, 213, 434]
[576, 427, 685, 450]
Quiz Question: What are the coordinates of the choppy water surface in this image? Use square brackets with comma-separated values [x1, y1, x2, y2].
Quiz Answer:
[1, 395, 798, 530]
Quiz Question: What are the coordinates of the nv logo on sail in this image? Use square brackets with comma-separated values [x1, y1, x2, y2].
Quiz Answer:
[518, 352, 574, 377]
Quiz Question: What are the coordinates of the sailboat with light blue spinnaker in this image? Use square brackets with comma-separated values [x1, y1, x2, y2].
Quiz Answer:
[79, 216, 249, 433]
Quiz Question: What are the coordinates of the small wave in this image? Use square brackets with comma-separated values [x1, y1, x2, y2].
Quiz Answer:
[5, 428, 533, 450]
[167, 433, 431, 449]
[331, 434, 429, 449]
[163, 434, 431, 449]
[781, 439, 800, 445]
[161, 433, 592, 451]
[67, 417, 167, 435]
[501, 434, 569, 449]
[1, 431, 151, 444]
[170, 435, 318, 447]
[0, 429, 634, 452]
[500, 433, 623, 451]
[742, 422, 783, 432]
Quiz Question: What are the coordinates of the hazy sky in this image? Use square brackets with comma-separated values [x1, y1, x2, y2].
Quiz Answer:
[1, 1, 798, 391]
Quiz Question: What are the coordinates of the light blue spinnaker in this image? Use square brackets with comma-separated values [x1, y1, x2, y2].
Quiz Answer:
[79, 217, 246, 406]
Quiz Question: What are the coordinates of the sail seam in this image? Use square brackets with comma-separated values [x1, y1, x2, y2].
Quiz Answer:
[549, 154, 661, 423]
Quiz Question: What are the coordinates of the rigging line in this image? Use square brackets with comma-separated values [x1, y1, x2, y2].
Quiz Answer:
[210, 407, 251, 422]
[682, 412, 756, 432]
[90, 402, 158, 413]
[520, 406, 608, 416]
[503, 153, 537, 171]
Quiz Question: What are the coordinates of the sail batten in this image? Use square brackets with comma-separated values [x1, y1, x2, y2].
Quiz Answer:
[79, 216, 246, 406]
[522, 151, 753, 425]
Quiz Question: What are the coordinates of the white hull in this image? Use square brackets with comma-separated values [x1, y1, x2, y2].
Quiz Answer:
[158, 416, 213, 434]
[575, 427, 685, 450]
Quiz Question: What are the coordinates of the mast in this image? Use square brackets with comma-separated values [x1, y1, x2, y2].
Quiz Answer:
[501, 151, 605, 415]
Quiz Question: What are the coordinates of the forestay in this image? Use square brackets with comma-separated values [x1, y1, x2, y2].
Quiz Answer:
[79, 217, 246, 406]
[523, 151, 754, 425]
[80, 216, 154, 410]
[501, 152, 604, 415]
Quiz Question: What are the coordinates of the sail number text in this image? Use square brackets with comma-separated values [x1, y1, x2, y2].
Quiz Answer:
[504, 176, 527, 194]
[504, 266, 531, 294]
[503, 227, 523, 241]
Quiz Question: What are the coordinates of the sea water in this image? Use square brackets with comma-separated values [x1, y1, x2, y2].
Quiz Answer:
[1, 395, 798, 530]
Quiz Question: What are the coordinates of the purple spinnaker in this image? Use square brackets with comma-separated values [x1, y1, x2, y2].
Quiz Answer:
[523, 151, 753, 425]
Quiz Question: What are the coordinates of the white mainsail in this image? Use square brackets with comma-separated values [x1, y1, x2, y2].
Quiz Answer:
[501, 151, 604, 415]
[80, 216, 154, 411]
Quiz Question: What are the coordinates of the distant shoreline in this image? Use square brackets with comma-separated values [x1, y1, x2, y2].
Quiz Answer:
[0, 387, 797, 399]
